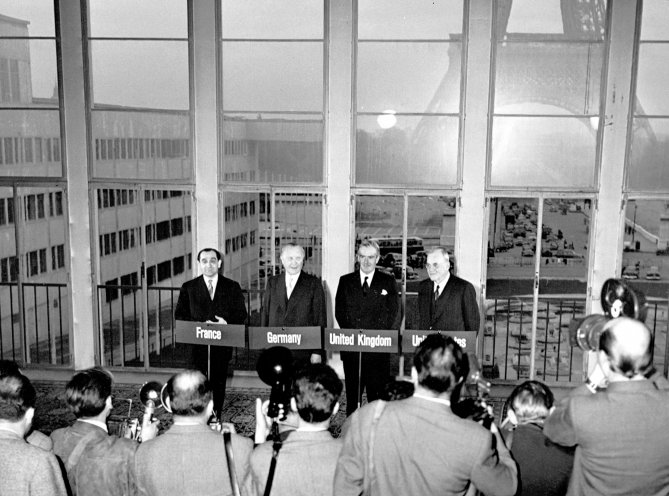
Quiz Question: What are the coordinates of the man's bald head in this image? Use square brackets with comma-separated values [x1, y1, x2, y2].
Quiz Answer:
[166, 370, 212, 416]
[599, 317, 653, 379]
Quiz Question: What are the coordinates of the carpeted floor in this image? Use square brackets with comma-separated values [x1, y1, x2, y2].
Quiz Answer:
[32, 381, 509, 439]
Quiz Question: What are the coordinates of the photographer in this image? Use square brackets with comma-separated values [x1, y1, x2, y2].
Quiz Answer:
[245, 363, 343, 496]
[334, 333, 516, 496]
[544, 317, 669, 495]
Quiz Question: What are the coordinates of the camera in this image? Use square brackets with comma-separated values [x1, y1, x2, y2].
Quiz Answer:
[452, 353, 494, 429]
[569, 278, 648, 351]
[256, 346, 293, 420]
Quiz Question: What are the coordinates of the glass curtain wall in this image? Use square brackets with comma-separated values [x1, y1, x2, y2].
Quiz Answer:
[0, 1, 69, 365]
[88, 0, 192, 369]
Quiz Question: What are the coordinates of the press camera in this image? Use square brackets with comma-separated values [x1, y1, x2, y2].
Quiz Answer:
[569, 278, 648, 351]
[452, 353, 494, 429]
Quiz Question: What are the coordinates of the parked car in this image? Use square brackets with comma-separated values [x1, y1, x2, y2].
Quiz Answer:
[622, 266, 640, 280]
[555, 249, 583, 259]
[646, 266, 661, 280]
[521, 247, 534, 257]
[381, 252, 403, 267]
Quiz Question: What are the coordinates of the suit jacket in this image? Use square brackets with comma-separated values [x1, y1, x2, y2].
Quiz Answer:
[334, 396, 517, 496]
[260, 271, 326, 328]
[417, 274, 480, 333]
[133, 423, 253, 496]
[175, 274, 248, 325]
[544, 380, 669, 496]
[335, 270, 400, 331]
[244, 430, 342, 496]
[51, 420, 138, 496]
[0, 429, 67, 496]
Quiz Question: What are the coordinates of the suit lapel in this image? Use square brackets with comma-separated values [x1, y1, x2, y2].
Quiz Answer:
[433, 276, 454, 324]
[278, 273, 288, 308]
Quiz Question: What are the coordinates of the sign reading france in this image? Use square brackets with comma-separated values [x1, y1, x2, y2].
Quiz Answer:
[324, 328, 399, 353]
[175, 320, 245, 347]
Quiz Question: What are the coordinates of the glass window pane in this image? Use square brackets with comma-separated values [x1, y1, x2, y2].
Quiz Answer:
[91, 110, 191, 181]
[0, 40, 58, 105]
[221, 0, 323, 39]
[356, 115, 458, 186]
[628, 118, 669, 191]
[355, 195, 404, 278]
[640, 0, 669, 40]
[91, 41, 189, 110]
[497, 0, 606, 40]
[495, 42, 603, 115]
[0, 0, 56, 37]
[221, 191, 262, 291]
[222, 114, 322, 183]
[490, 116, 596, 187]
[89, 0, 188, 39]
[358, 0, 463, 40]
[635, 45, 669, 115]
[621, 200, 669, 373]
[357, 42, 461, 114]
[0, 110, 61, 177]
[18, 186, 70, 365]
[222, 42, 323, 112]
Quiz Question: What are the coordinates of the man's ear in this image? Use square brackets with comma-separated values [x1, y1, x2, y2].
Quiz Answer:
[23, 407, 35, 431]
[205, 399, 214, 417]
[331, 401, 340, 417]
[290, 397, 298, 413]
[411, 367, 418, 385]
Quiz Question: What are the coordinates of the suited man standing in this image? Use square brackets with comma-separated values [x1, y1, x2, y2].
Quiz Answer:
[175, 248, 248, 418]
[335, 238, 400, 415]
[417, 246, 480, 333]
[261, 243, 326, 364]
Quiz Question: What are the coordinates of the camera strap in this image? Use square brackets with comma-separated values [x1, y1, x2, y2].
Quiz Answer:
[223, 430, 241, 496]
[364, 400, 387, 496]
[263, 423, 293, 496]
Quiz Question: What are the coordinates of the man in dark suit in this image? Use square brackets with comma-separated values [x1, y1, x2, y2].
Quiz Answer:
[134, 370, 252, 496]
[334, 334, 517, 495]
[0, 371, 67, 496]
[335, 238, 400, 415]
[50, 367, 158, 496]
[261, 243, 326, 364]
[417, 246, 480, 333]
[545, 317, 669, 495]
[175, 248, 248, 418]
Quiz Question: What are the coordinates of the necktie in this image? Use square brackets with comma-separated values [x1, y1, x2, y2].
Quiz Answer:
[434, 285, 440, 301]
[362, 276, 369, 296]
[287, 277, 295, 299]
[207, 279, 214, 300]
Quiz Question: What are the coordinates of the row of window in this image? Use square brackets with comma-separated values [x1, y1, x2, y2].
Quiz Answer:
[0, 57, 21, 103]
[224, 230, 256, 254]
[0, 244, 65, 283]
[144, 216, 191, 245]
[0, 136, 61, 165]
[224, 200, 256, 223]
[223, 171, 255, 181]
[103, 252, 192, 302]
[223, 139, 249, 156]
[97, 189, 185, 210]
[0, 193, 63, 226]
[99, 228, 137, 257]
[95, 138, 189, 161]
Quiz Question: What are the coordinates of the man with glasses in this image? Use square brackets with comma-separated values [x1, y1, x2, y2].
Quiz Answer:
[418, 246, 479, 334]
[335, 238, 400, 415]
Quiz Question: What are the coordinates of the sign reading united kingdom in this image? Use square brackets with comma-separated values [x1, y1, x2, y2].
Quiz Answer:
[248, 326, 322, 350]
[402, 330, 477, 353]
[175, 320, 246, 347]
[324, 328, 399, 353]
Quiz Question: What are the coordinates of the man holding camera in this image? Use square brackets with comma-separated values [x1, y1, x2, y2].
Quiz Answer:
[134, 370, 252, 496]
[334, 334, 517, 496]
[246, 363, 343, 496]
[545, 317, 669, 495]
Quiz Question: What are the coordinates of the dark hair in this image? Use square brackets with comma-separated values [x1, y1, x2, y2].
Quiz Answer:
[506, 380, 554, 423]
[291, 364, 342, 423]
[0, 360, 21, 375]
[197, 248, 222, 262]
[65, 367, 113, 418]
[413, 334, 467, 394]
[379, 377, 414, 401]
[0, 372, 36, 421]
[166, 370, 212, 416]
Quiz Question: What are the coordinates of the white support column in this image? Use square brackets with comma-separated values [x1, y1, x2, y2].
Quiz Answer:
[590, 0, 639, 314]
[324, 0, 354, 324]
[192, 0, 220, 263]
[60, 0, 96, 369]
[457, 0, 493, 325]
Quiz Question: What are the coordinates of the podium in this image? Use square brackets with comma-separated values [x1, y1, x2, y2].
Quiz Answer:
[174, 320, 246, 378]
